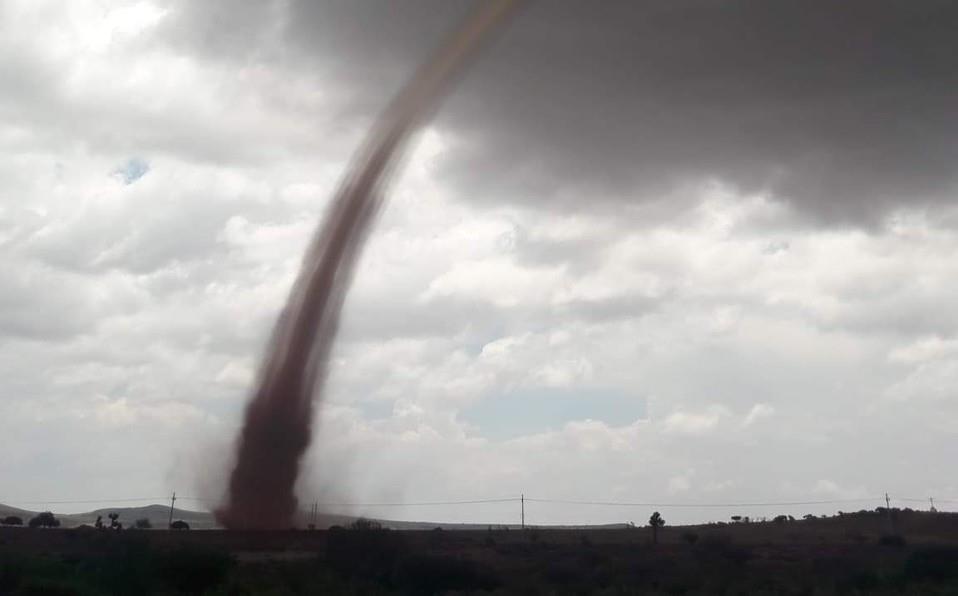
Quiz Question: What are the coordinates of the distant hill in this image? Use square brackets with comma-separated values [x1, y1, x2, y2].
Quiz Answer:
[0, 503, 34, 520]
[0, 502, 630, 531]
[1, 503, 219, 529]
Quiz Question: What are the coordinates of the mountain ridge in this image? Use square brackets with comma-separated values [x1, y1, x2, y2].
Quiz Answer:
[0, 502, 629, 531]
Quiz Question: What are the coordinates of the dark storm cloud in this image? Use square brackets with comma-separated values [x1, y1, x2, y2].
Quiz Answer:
[446, 0, 958, 224]
[163, 0, 958, 225]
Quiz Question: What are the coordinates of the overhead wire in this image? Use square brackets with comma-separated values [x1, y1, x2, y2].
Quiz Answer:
[3, 494, 954, 509]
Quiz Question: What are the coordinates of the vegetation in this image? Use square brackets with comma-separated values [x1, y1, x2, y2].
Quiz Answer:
[27, 511, 59, 528]
[348, 517, 382, 531]
[1, 516, 22, 526]
[648, 511, 665, 544]
[1, 508, 957, 594]
[108, 512, 123, 531]
[2, 527, 958, 595]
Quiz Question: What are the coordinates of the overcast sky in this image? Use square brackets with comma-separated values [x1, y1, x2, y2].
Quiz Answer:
[2, 0, 958, 526]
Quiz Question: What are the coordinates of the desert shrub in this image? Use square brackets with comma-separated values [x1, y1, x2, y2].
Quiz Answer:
[904, 547, 958, 582]
[393, 554, 499, 594]
[169, 520, 190, 530]
[156, 547, 234, 594]
[844, 530, 867, 544]
[878, 534, 906, 548]
[15, 578, 88, 596]
[542, 554, 596, 590]
[2, 553, 101, 596]
[2, 515, 23, 526]
[107, 513, 122, 531]
[699, 533, 732, 548]
[0, 555, 25, 593]
[348, 517, 382, 531]
[134, 518, 151, 530]
[837, 570, 882, 592]
[327, 524, 405, 583]
[70, 538, 154, 595]
[695, 534, 752, 572]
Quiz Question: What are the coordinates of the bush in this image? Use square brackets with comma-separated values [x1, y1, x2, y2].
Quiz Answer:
[156, 547, 234, 594]
[878, 534, 906, 548]
[28, 512, 60, 528]
[134, 518, 152, 530]
[845, 530, 867, 544]
[682, 532, 699, 545]
[696, 534, 752, 571]
[14, 578, 86, 596]
[1, 516, 22, 526]
[327, 523, 404, 583]
[348, 517, 382, 531]
[393, 555, 499, 594]
[904, 547, 958, 581]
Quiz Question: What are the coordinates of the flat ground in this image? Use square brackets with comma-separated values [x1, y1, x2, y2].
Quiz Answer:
[3, 511, 958, 594]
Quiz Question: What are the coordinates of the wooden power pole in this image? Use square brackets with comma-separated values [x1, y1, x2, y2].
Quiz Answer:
[884, 492, 896, 535]
[168, 491, 176, 528]
[521, 494, 525, 529]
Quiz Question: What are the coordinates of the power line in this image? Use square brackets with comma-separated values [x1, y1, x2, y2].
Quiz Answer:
[524, 497, 883, 508]
[315, 497, 520, 507]
[3, 497, 168, 505]
[3, 494, 955, 509]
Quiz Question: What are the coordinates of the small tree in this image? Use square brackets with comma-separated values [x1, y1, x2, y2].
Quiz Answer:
[648, 511, 665, 544]
[350, 518, 382, 532]
[135, 518, 152, 530]
[170, 520, 190, 530]
[28, 511, 60, 528]
[108, 512, 122, 531]
[2, 515, 23, 526]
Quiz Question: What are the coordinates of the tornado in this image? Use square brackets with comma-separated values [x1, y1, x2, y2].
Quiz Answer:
[216, 0, 522, 530]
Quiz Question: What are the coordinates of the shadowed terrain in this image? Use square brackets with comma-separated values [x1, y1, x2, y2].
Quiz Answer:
[4, 510, 958, 594]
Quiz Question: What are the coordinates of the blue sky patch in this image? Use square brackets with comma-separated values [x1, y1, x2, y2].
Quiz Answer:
[461, 387, 646, 440]
[115, 157, 150, 184]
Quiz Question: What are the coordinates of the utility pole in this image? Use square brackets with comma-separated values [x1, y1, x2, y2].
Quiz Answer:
[884, 492, 895, 535]
[168, 491, 176, 529]
[521, 494, 525, 530]
[930, 497, 937, 513]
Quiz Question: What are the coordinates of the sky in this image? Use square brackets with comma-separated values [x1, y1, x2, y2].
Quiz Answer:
[1, 0, 958, 526]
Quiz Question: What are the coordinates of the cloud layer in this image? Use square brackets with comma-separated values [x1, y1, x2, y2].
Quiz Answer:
[2, 0, 957, 524]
